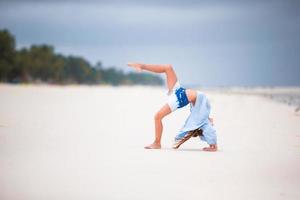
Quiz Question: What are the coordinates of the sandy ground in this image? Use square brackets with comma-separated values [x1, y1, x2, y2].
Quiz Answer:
[0, 84, 299, 200]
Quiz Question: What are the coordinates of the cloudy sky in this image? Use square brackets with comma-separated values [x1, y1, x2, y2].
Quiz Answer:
[0, 0, 299, 86]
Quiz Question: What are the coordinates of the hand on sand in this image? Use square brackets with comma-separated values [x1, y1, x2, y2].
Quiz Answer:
[144, 143, 161, 149]
[127, 62, 142, 72]
[203, 144, 218, 152]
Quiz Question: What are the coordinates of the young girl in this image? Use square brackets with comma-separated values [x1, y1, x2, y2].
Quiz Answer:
[127, 63, 217, 151]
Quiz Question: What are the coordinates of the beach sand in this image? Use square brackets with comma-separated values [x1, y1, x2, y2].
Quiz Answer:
[0, 84, 299, 200]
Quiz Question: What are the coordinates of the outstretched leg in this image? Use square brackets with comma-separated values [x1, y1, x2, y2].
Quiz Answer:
[127, 63, 177, 92]
[145, 104, 172, 149]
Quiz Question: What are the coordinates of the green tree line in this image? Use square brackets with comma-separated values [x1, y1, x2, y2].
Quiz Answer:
[0, 29, 163, 86]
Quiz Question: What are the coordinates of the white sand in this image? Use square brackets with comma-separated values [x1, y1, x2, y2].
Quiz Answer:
[0, 84, 299, 200]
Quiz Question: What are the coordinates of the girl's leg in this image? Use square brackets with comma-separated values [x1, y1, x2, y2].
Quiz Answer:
[145, 104, 172, 149]
[127, 63, 177, 148]
[185, 89, 197, 105]
[127, 63, 178, 92]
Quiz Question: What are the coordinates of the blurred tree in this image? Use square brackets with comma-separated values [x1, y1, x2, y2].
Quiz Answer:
[0, 29, 163, 86]
[0, 29, 16, 81]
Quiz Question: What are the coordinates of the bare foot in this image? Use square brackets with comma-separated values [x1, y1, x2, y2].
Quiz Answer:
[127, 62, 142, 72]
[203, 144, 218, 152]
[144, 143, 161, 149]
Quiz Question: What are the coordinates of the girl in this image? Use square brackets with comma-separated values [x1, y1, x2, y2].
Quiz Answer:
[127, 63, 217, 151]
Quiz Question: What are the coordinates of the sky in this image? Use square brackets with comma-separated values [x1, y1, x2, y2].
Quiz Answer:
[0, 0, 300, 87]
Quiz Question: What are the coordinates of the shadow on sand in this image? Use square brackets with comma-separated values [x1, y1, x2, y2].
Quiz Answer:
[160, 147, 222, 152]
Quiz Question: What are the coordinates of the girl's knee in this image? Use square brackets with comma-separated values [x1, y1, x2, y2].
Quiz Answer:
[154, 110, 168, 121]
[154, 104, 172, 121]
[154, 112, 163, 121]
[165, 64, 173, 71]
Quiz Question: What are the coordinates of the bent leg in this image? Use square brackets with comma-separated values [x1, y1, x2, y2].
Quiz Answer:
[145, 104, 172, 149]
[185, 89, 197, 105]
[128, 63, 178, 92]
